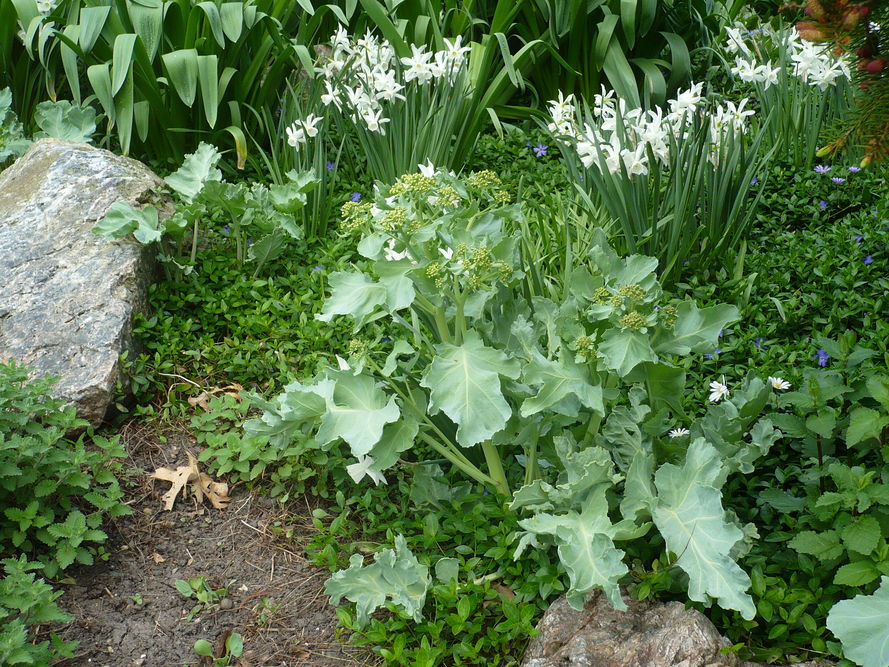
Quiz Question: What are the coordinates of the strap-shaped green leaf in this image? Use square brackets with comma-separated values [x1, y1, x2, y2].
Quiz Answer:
[162, 48, 199, 107]
[111, 33, 136, 96]
[197, 1, 226, 47]
[219, 2, 243, 42]
[420, 331, 520, 447]
[126, 0, 163, 61]
[78, 5, 111, 52]
[652, 438, 755, 619]
[87, 62, 115, 122]
[197, 54, 218, 127]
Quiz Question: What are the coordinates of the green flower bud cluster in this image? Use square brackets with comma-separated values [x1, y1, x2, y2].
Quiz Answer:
[426, 261, 446, 288]
[573, 334, 598, 362]
[468, 170, 502, 190]
[380, 206, 409, 232]
[400, 173, 437, 193]
[347, 338, 370, 358]
[660, 304, 678, 327]
[436, 186, 461, 208]
[340, 201, 372, 232]
[619, 311, 648, 331]
[593, 287, 611, 305]
[618, 284, 646, 302]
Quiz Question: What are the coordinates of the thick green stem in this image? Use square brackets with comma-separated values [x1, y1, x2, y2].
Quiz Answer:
[190, 218, 199, 265]
[481, 440, 510, 498]
[432, 306, 452, 344]
[419, 433, 494, 487]
[454, 279, 466, 346]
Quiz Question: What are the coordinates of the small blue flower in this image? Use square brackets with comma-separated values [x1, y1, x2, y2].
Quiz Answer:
[350, 192, 362, 202]
[247, 238, 254, 247]
[847, 166, 861, 172]
[814, 349, 830, 367]
[854, 234, 863, 243]
[830, 176, 846, 184]
[533, 143, 548, 157]
[750, 177, 758, 186]
[703, 353, 713, 360]
[221, 224, 231, 235]
[326, 160, 336, 171]
[819, 200, 828, 210]
[864, 255, 873, 265]
[814, 165, 832, 174]
[524, 140, 532, 148]
[313, 265, 324, 271]
[754, 337, 767, 350]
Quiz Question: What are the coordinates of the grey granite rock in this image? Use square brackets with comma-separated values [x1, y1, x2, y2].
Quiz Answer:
[521, 592, 832, 667]
[0, 139, 164, 425]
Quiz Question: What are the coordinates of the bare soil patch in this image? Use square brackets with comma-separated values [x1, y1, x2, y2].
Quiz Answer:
[53, 422, 378, 667]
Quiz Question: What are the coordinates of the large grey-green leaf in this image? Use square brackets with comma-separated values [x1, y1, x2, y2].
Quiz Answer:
[598, 329, 656, 377]
[826, 576, 889, 667]
[315, 371, 400, 457]
[92, 201, 161, 244]
[520, 352, 603, 418]
[517, 485, 628, 611]
[33, 100, 96, 142]
[325, 535, 430, 628]
[652, 438, 755, 619]
[164, 142, 222, 201]
[653, 302, 740, 355]
[242, 380, 327, 449]
[420, 331, 520, 447]
[317, 272, 387, 330]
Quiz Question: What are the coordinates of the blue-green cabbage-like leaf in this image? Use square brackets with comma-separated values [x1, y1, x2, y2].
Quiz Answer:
[325, 535, 430, 628]
[827, 576, 889, 667]
[652, 438, 755, 619]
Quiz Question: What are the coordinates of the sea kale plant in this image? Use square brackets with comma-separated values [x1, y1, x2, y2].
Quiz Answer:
[245, 168, 786, 622]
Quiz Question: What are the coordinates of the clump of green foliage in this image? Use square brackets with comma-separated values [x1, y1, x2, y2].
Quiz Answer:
[0, 556, 77, 665]
[0, 360, 130, 577]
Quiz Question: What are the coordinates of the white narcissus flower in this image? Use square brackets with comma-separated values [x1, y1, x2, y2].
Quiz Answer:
[362, 109, 390, 134]
[669, 428, 690, 438]
[438, 246, 454, 261]
[418, 160, 437, 178]
[708, 376, 730, 403]
[384, 238, 411, 262]
[335, 355, 350, 371]
[768, 376, 791, 391]
[401, 44, 435, 84]
[300, 113, 324, 138]
[285, 123, 306, 148]
[346, 455, 387, 486]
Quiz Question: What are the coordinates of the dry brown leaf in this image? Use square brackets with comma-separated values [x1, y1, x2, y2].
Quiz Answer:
[149, 454, 230, 511]
[151, 553, 166, 564]
[187, 384, 244, 411]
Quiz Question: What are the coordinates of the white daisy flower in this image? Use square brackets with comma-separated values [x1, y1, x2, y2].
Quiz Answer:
[768, 376, 791, 391]
[669, 428, 690, 438]
[708, 376, 730, 403]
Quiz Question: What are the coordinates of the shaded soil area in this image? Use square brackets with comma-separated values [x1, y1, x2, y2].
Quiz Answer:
[53, 422, 379, 667]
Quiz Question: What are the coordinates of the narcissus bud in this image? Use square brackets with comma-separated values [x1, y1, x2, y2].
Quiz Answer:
[861, 155, 872, 168]
[816, 144, 834, 157]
